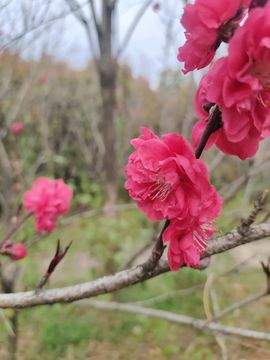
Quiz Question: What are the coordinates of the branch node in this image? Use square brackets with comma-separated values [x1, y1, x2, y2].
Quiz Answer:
[237, 190, 268, 236]
[35, 239, 72, 292]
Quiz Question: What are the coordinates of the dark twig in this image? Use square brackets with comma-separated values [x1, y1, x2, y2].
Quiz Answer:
[237, 190, 268, 236]
[141, 220, 169, 273]
[36, 240, 72, 291]
[249, 0, 269, 9]
[195, 104, 223, 159]
[261, 256, 270, 293]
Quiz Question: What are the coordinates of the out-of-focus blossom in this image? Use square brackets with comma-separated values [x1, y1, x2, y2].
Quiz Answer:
[37, 75, 48, 85]
[10, 121, 24, 136]
[0, 240, 27, 261]
[23, 177, 73, 234]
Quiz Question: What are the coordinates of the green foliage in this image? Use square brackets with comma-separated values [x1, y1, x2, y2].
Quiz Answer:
[35, 306, 98, 357]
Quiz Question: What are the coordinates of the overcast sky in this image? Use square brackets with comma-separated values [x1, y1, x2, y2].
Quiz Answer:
[12, 0, 185, 87]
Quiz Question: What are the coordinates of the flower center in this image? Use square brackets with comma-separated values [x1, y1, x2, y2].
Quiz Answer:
[193, 223, 213, 253]
[147, 176, 172, 201]
[250, 61, 270, 89]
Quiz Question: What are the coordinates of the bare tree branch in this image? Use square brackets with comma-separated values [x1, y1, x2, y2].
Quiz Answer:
[207, 290, 266, 324]
[117, 0, 153, 57]
[65, 0, 98, 58]
[89, 0, 101, 36]
[1, 1, 89, 50]
[81, 299, 270, 341]
[206, 257, 270, 324]
[0, 222, 269, 308]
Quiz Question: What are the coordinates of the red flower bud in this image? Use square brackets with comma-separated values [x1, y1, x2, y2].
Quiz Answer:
[10, 121, 24, 136]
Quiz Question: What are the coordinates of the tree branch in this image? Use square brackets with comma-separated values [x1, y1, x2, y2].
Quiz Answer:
[117, 0, 153, 57]
[65, 0, 99, 58]
[0, 222, 270, 308]
[81, 299, 270, 341]
[88, 0, 101, 37]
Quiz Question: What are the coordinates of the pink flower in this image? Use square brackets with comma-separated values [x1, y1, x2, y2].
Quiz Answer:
[23, 177, 73, 234]
[178, 0, 251, 73]
[10, 121, 24, 136]
[163, 183, 222, 271]
[163, 220, 217, 271]
[125, 127, 221, 222]
[192, 4, 270, 159]
[37, 75, 48, 85]
[0, 240, 27, 261]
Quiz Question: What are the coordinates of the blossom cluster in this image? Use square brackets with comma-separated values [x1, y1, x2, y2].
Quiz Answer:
[179, 0, 270, 159]
[125, 128, 222, 271]
[125, 0, 270, 271]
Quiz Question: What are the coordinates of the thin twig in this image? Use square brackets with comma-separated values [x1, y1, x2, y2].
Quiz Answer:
[140, 220, 169, 273]
[2, 212, 32, 242]
[117, 0, 153, 56]
[207, 290, 267, 324]
[206, 257, 270, 324]
[61, 203, 136, 226]
[237, 190, 268, 235]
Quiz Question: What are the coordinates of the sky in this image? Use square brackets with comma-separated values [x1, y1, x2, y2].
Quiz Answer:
[4, 0, 185, 87]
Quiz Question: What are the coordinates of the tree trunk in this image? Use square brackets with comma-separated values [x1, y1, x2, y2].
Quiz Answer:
[98, 1, 118, 206]
[99, 60, 117, 206]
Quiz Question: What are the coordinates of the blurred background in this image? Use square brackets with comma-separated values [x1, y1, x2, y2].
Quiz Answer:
[0, 1, 270, 359]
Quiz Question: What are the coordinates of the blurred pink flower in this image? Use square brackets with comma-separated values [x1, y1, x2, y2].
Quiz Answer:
[192, 4, 270, 159]
[10, 243, 27, 260]
[38, 75, 48, 85]
[125, 127, 221, 222]
[178, 0, 251, 73]
[23, 177, 73, 234]
[10, 121, 24, 136]
[0, 240, 27, 261]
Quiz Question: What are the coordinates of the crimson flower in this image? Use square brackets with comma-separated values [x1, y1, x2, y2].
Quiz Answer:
[192, 3, 270, 159]
[163, 192, 221, 271]
[125, 128, 222, 270]
[178, 0, 251, 73]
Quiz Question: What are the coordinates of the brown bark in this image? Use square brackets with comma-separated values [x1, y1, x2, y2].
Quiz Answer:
[98, 58, 118, 206]
[97, 1, 118, 206]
